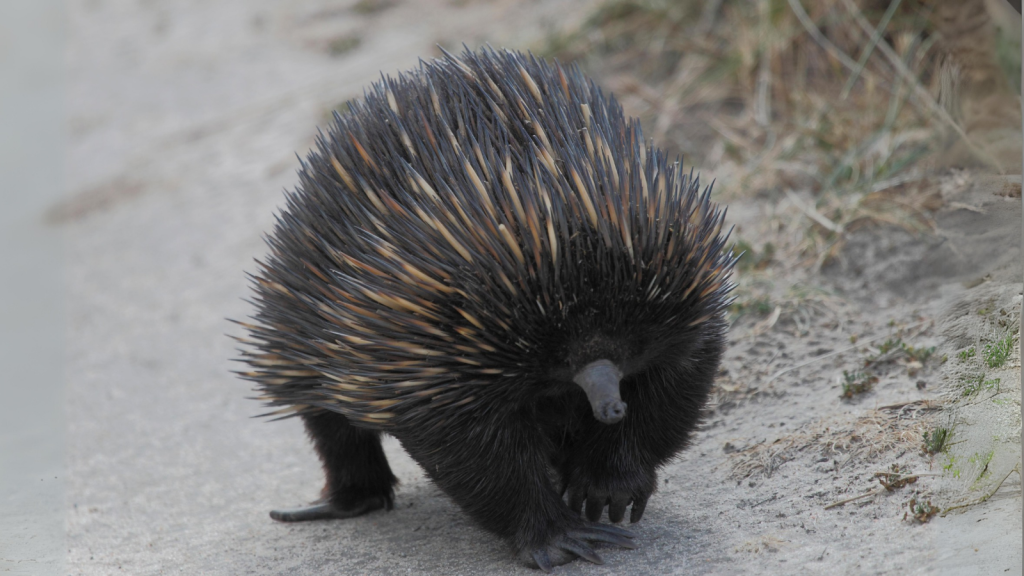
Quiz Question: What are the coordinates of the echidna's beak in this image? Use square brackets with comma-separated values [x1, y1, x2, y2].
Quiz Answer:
[573, 359, 627, 424]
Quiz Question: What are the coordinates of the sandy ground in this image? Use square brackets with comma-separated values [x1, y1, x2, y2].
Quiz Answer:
[53, 1, 1022, 574]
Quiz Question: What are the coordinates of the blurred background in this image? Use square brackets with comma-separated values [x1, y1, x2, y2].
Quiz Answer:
[1, 2, 64, 575]
[2, 0, 1021, 574]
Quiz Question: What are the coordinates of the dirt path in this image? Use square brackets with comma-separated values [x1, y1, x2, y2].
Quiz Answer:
[62, 1, 1020, 574]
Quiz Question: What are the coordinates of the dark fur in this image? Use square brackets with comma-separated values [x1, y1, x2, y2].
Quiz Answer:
[235, 47, 735, 568]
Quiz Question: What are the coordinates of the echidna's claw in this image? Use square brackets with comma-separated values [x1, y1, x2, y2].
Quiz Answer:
[567, 523, 638, 549]
[523, 522, 636, 570]
[629, 496, 648, 523]
[564, 468, 655, 524]
[608, 493, 630, 523]
[531, 548, 554, 573]
[269, 496, 386, 522]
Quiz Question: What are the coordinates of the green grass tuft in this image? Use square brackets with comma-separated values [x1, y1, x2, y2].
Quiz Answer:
[841, 370, 877, 399]
[983, 334, 1015, 369]
[957, 347, 976, 362]
[922, 427, 949, 454]
[732, 240, 775, 272]
[961, 373, 1001, 397]
[901, 342, 935, 362]
[729, 294, 773, 318]
[327, 35, 362, 57]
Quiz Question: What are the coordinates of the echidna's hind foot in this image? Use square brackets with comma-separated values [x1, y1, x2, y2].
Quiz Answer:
[270, 495, 387, 522]
[522, 523, 637, 572]
[272, 409, 398, 522]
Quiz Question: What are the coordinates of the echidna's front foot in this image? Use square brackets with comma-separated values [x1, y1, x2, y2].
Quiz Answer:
[521, 522, 637, 572]
[565, 467, 657, 524]
[269, 495, 388, 522]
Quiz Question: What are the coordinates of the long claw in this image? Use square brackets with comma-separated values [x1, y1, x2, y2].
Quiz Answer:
[559, 538, 603, 565]
[567, 526, 638, 550]
[532, 548, 553, 573]
[269, 496, 385, 522]
[608, 495, 629, 523]
[270, 503, 340, 522]
[588, 523, 635, 539]
[630, 496, 648, 523]
[525, 519, 637, 570]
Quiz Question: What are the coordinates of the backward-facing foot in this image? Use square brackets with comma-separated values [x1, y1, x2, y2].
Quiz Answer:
[270, 479, 394, 522]
[519, 519, 637, 572]
[278, 411, 398, 523]
[269, 493, 390, 522]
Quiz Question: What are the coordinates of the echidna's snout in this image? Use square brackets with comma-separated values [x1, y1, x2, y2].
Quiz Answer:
[573, 360, 627, 424]
[595, 396, 627, 423]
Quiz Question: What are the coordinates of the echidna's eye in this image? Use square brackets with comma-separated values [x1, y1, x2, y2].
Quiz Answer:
[572, 359, 627, 424]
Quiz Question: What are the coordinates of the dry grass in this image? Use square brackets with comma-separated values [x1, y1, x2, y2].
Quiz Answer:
[727, 280, 847, 335]
[541, 0, 1007, 269]
[728, 403, 935, 480]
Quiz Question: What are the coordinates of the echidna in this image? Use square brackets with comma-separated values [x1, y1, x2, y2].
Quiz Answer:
[235, 47, 735, 570]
